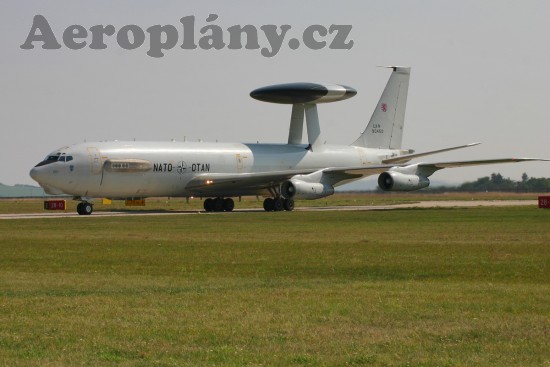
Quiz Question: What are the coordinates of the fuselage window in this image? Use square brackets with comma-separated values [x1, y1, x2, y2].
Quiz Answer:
[112, 162, 130, 169]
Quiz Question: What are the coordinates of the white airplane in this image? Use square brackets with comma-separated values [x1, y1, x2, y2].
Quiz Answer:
[30, 66, 545, 215]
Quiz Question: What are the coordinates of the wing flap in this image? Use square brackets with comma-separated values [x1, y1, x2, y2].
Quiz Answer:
[382, 142, 481, 164]
[423, 157, 545, 169]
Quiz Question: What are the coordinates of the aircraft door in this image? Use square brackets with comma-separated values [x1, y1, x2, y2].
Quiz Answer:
[358, 149, 369, 165]
[86, 147, 102, 175]
[236, 153, 248, 173]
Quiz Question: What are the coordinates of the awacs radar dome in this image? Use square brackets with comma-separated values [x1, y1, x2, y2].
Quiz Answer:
[250, 83, 356, 104]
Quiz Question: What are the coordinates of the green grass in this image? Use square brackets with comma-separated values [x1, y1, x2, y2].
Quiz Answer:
[0, 207, 549, 366]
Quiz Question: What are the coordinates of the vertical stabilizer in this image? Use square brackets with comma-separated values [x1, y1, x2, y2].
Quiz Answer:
[352, 66, 410, 149]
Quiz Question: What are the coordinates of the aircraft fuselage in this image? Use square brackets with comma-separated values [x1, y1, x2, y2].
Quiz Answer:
[30, 141, 400, 198]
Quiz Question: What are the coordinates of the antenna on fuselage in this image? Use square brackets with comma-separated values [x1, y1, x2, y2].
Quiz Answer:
[250, 83, 357, 150]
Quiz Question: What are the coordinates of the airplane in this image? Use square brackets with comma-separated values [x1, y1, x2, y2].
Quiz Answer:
[29, 66, 546, 215]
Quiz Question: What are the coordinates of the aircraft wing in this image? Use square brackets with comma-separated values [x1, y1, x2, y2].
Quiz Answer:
[185, 165, 398, 194]
[185, 158, 546, 195]
[324, 158, 547, 184]
[413, 158, 547, 176]
[184, 169, 317, 195]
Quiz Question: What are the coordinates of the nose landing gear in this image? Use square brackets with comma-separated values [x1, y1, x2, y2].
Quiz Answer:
[76, 202, 93, 215]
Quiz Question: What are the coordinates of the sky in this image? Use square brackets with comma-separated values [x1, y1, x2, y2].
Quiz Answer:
[1, 0, 549, 187]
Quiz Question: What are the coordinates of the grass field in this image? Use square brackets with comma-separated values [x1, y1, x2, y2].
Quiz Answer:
[1, 204, 549, 366]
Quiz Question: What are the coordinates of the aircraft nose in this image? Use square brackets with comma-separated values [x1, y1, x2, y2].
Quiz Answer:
[29, 166, 41, 182]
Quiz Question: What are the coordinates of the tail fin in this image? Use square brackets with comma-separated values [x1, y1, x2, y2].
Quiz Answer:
[352, 66, 411, 149]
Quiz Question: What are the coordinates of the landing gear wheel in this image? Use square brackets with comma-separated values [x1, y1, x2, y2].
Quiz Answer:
[273, 197, 284, 211]
[204, 198, 214, 212]
[283, 198, 295, 211]
[213, 197, 224, 212]
[77, 202, 93, 215]
[83, 202, 93, 215]
[263, 197, 275, 211]
[223, 198, 235, 212]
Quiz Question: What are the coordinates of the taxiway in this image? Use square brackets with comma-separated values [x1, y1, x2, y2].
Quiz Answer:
[0, 200, 538, 220]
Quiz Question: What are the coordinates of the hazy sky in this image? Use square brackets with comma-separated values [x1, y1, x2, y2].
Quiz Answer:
[1, 0, 549, 186]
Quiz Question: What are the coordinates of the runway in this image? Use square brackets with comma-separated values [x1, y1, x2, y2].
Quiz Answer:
[0, 200, 538, 220]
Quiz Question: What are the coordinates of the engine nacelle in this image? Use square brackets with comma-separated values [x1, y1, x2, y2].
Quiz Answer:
[378, 171, 430, 191]
[281, 179, 334, 200]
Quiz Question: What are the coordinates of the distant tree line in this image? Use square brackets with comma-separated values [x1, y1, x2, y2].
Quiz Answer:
[430, 173, 550, 192]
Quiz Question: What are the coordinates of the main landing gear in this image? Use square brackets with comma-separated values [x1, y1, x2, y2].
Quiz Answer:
[202, 197, 295, 212]
[263, 197, 294, 212]
[76, 202, 93, 215]
[203, 197, 235, 212]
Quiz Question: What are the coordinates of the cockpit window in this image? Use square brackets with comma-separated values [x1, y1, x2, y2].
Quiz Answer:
[34, 152, 74, 167]
[35, 153, 63, 167]
[46, 154, 61, 161]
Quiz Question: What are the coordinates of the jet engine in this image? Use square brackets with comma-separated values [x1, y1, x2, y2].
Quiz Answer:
[281, 179, 334, 200]
[378, 171, 430, 191]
